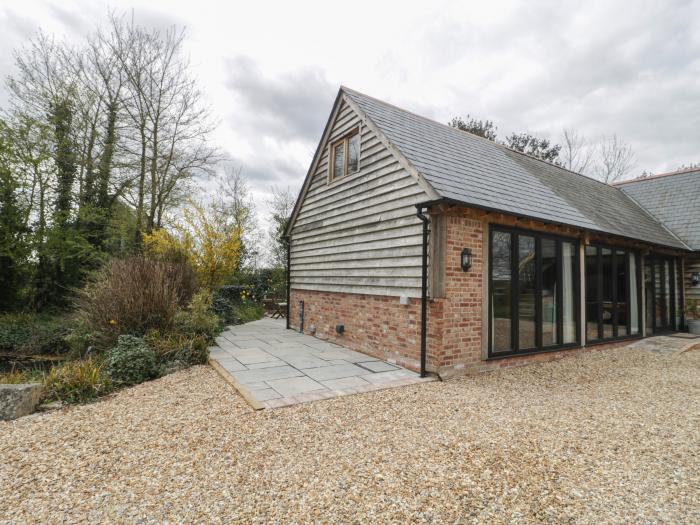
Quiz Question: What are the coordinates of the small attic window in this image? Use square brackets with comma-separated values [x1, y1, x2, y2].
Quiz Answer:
[330, 128, 360, 181]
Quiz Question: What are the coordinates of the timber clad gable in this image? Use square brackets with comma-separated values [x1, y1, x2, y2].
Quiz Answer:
[289, 97, 431, 298]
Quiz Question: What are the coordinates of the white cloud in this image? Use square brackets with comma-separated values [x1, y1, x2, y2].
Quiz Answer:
[1, 0, 699, 209]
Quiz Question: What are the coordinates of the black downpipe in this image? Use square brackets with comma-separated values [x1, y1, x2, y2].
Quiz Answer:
[416, 205, 430, 378]
[284, 235, 291, 329]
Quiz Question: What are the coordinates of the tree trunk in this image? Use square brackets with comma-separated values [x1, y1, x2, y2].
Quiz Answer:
[134, 124, 147, 245]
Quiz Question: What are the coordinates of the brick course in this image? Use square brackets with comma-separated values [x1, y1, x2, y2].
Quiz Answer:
[289, 207, 643, 378]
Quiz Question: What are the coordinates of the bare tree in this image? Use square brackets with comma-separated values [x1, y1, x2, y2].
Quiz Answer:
[560, 128, 593, 174]
[214, 167, 261, 270]
[107, 14, 220, 238]
[594, 135, 636, 183]
[267, 186, 297, 269]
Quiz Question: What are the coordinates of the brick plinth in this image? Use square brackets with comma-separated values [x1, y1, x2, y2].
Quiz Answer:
[288, 290, 425, 371]
[289, 208, 641, 378]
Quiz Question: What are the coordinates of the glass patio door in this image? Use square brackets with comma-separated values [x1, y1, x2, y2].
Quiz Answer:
[645, 255, 680, 333]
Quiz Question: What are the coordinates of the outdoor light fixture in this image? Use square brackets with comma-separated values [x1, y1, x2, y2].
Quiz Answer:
[461, 248, 472, 272]
[692, 272, 700, 286]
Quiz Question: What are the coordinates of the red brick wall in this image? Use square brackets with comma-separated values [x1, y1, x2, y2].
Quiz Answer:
[288, 290, 425, 371]
[289, 208, 643, 378]
[431, 211, 484, 376]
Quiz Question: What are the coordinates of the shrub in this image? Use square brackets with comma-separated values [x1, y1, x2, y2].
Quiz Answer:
[0, 369, 33, 384]
[233, 302, 265, 324]
[186, 335, 210, 365]
[0, 364, 47, 384]
[212, 285, 244, 324]
[42, 357, 107, 403]
[78, 256, 196, 340]
[174, 291, 221, 338]
[144, 331, 208, 365]
[104, 335, 157, 386]
[0, 313, 70, 355]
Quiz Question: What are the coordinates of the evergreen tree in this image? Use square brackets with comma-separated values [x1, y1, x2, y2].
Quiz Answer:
[0, 134, 30, 310]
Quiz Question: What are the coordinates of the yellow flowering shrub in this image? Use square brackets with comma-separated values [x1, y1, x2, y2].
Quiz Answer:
[143, 199, 242, 290]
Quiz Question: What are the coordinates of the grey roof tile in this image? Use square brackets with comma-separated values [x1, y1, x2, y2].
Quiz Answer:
[344, 87, 687, 250]
[618, 170, 700, 250]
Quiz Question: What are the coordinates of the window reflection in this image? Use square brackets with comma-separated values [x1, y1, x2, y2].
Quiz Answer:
[542, 239, 558, 346]
[518, 236, 536, 349]
[491, 231, 512, 353]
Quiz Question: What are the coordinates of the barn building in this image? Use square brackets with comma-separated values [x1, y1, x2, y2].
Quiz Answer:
[284, 87, 698, 378]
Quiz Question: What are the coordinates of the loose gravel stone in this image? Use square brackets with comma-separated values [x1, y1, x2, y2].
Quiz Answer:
[1, 346, 698, 523]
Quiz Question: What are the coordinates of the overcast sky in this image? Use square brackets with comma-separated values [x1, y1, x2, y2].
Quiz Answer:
[1, 0, 699, 218]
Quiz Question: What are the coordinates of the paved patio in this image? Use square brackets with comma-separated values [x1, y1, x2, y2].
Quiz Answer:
[627, 333, 700, 355]
[209, 318, 434, 409]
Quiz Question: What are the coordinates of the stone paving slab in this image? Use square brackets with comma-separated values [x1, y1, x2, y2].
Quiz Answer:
[627, 334, 700, 355]
[357, 361, 400, 373]
[304, 363, 370, 381]
[230, 365, 304, 385]
[265, 376, 325, 397]
[209, 317, 435, 409]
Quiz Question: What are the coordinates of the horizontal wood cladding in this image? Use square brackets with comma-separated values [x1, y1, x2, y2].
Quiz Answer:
[290, 98, 429, 297]
[688, 253, 700, 301]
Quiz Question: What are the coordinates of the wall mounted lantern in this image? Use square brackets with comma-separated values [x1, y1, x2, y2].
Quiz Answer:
[692, 272, 700, 286]
[461, 248, 472, 272]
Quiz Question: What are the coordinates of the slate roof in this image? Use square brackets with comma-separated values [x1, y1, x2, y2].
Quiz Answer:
[616, 169, 700, 250]
[343, 87, 688, 250]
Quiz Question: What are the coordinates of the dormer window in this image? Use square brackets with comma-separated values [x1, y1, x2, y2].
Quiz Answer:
[330, 129, 360, 181]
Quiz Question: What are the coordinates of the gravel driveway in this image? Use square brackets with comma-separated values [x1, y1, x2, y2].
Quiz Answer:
[2, 345, 698, 523]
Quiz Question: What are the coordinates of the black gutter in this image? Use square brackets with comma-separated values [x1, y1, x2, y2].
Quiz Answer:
[415, 204, 432, 378]
[283, 234, 291, 329]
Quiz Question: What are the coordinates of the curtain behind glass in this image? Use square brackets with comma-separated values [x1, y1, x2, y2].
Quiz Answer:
[629, 254, 639, 334]
[562, 242, 575, 343]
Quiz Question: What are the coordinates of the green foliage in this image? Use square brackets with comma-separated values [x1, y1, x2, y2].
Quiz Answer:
[211, 287, 240, 324]
[502, 132, 562, 164]
[233, 302, 265, 324]
[104, 335, 157, 386]
[145, 330, 209, 366]
[42, 356, 107, 403]
[33, 224, 108, 309]
[174, 291, 221, 337]
[0, 313, 70, 355]
[447, 114, 562, 165]
[267, 186, 295, 270]
[448, 115, 498, 141]
[0, 366, 45, 384]
[0, 141, 31, 311]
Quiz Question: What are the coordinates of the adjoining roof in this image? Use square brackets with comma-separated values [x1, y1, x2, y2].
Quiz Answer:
[616, 169, 700, 250]
[342, 87, 688, 250]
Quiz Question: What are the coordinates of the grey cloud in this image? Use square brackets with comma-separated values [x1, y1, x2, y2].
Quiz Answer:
[0, 7, 40, 106]
[400, 2, 700, 174]
[224, 55, 336, 143]
[45, 3, 95, 35]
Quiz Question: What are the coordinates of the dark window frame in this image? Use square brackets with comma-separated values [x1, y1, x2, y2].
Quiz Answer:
[585, 243, 643, 343]
[488, 225, 581, 359]
[647, 253, 681, 333]
[329, 128, 360, 182]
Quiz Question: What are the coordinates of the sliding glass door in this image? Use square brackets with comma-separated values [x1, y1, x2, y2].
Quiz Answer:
[489, 226, 580, 357]
[645, 255, 683, 333]
[585, 244, 642, 342]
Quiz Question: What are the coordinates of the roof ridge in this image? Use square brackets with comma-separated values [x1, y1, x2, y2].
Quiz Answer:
[614, 166, 700, 185]
[339, 86, 687, 250]
[341, 86, 616, 190]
